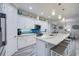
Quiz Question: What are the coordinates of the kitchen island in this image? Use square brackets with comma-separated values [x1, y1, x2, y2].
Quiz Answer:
[35, 33, 70, 56]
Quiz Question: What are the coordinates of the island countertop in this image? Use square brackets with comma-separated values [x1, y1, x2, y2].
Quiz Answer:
[36, 33, 70, 45]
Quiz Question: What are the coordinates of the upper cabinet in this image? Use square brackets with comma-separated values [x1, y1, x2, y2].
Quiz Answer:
[17, 15, 49, 33]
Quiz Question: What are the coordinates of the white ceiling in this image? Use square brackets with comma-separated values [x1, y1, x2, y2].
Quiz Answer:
[13, 3, 79, 21]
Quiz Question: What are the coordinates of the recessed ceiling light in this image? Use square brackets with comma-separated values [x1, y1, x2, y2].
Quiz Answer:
[41, 12, 44, 15]
[29, 6, 32, 10]
[58, 15, 62, 19]
[52, 10, 55, 16]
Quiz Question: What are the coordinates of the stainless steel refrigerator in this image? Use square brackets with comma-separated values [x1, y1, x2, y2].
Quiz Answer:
[0, 13, 6, 56]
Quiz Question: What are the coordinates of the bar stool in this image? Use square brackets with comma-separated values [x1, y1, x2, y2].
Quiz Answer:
[50, 45, 67, 56]
[50, 39, 70, 56]
[59, 39, 70, 47]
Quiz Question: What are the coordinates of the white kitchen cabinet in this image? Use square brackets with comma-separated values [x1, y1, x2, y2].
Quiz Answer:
[36, 39, 53, 56]
[18, 15, 49, 33]
[17, 35, 36, 49]
[36, 39, 47, 56]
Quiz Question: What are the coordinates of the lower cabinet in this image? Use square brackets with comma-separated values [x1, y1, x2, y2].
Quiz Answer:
[36, 39, 47, 56]
[36, 39, 54, 56]
[17, 35, 36, 49]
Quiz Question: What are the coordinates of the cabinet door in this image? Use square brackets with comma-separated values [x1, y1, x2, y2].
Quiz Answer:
[26, 36, 36, 46]
[4, 4, 17, 56]
[17, 35, 36, 49]
[36, 39, 48, 56]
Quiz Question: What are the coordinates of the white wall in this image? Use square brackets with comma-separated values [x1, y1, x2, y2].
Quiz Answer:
[3, 4, 18, 56]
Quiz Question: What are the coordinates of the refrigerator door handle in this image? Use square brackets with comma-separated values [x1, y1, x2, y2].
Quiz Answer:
[0, 13, 6, 46]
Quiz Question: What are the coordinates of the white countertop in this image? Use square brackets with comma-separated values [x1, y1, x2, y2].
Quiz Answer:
[36, 33, 70, 45]
[17, 33, 36, 37]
